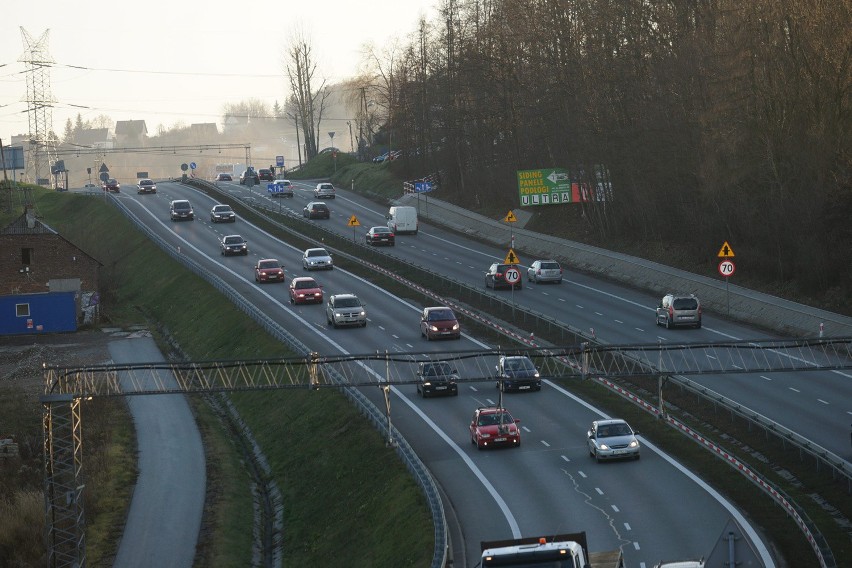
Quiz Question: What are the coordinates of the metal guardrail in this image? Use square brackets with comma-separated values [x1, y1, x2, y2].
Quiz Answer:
[107, 193, 449, 568]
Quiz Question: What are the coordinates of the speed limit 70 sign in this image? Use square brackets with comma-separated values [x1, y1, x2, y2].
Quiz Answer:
[504, 267, 521, 285]
[718, 260, 736, 277]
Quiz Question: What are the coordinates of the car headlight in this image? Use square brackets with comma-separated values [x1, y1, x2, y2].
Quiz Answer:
[629, 440, 639, 448]
[452, 323, 459, 330]
[480, 432, 491, 438]
[599, 443, 610, 450]
[423, 381, 432, 387]
[429, 325, 438, 332]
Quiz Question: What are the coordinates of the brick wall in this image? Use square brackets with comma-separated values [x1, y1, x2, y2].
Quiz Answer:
[0, 234, 100, 295]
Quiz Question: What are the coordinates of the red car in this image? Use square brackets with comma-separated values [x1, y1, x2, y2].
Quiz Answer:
[289, 277, 323, 304]
[469, 407, 521, 450]
[254, 259, 285, 283]
[420, 306, 461, 340]
[102, 178, 120, 193]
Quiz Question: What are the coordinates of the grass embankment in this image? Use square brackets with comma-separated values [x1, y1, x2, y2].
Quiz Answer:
[2, 189, 432, 567]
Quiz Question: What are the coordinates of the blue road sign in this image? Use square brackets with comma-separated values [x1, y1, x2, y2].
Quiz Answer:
[190, 162, 197, 170]
[276, 155, 285, 167]
[414, 182, 433, 193]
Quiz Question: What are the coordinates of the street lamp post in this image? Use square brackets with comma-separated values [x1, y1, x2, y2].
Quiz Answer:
[328, 132, 336, 173]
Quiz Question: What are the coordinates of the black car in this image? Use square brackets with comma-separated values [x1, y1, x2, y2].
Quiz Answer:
[416, 361, 459, 398]
[365, 226, 395, 246]
[210, 204, 236, 223]
[258, 168, 274, 181]
[239, 169, 259, 185]
[303, 201, 330, 220]
[485, 263, 523, 290]
[496, 355, 541, 392]
[215, 173, 233, 182]
[220, 234, 248, 256]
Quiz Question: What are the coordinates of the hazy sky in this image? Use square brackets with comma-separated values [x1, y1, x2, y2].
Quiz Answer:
[0, 0, 437, 143]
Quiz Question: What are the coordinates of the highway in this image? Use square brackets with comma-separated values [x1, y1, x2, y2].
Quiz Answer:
[108, 179, 790, 567]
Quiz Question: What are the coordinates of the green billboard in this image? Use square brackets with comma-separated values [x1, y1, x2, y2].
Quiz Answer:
[516, 168, 573, 206]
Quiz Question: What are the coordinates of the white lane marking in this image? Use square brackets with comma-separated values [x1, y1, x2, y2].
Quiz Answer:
[611, 505, 620, 512]
[561, 455, 571, 463]
[578, 471, 587, 478]
[624, 523, 632, 531]
[789, 387, 800, 393]
[541, 440, 551, 447]
[817, 399, 829, 405]
[614, 319, 623, 324]
[761, 375, 772, 381]
[595, 487, 604, 495]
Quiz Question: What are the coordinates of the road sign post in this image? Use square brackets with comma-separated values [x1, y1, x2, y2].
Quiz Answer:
[347, 214, 360, 242]
[718, 259, 736, 315]
[504, 264, 521, 317]
[715, 242, 736, 315]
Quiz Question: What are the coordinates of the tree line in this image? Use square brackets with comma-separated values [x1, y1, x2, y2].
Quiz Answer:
[354, 0, 849, 306]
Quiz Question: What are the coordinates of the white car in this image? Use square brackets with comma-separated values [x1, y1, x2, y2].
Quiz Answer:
[302, 247, 333, 271]
[314, 182, 336, 199]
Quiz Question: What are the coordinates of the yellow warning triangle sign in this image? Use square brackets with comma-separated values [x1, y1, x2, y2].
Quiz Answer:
[347, 215, 360, 227]
[503, 210, 517, 223]
[504, 249, 520, 265]
[717, 241, 735, 258]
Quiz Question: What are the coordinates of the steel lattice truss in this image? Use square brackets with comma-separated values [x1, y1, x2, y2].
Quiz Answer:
[20, 27, 57, 185]
[43, 337, 852, 397]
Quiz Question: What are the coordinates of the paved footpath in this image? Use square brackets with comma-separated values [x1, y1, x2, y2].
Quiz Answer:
[109, 331, 205, 568]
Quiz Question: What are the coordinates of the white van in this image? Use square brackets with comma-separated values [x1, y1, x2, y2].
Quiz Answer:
[387, 205, 418, 235]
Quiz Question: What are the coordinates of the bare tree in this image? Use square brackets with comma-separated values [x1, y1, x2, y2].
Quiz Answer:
[284, 29, 331, 161]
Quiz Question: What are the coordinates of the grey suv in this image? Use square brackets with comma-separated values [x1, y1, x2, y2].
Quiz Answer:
[656, 293, 702, 329]
[326, 294, 367, 328]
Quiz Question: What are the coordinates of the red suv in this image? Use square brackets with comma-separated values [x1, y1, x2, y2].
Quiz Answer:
[420, 306, 461, 340]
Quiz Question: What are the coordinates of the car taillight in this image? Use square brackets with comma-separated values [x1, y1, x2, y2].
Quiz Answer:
[388, 232, 394, 237]
[668, 306, 674, 317]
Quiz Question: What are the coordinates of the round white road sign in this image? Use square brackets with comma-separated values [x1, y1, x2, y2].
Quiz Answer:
[718, 259, 736, 277]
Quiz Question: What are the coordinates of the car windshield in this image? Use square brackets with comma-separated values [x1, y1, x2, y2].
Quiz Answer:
[505, 358, 534, 371]
[258, 261, 279, 270]
[673, 298, 698, 310]
[479, 412, 513, 426]
[225, 237, 243, 244]
[424, 363, 452, 376]
[428, 309, 455, 321]
[174, 202, 190, 209]
[214, 206, 231, 212]
[307, 249, 328, 258]
[335, 297, 360, 308]
[599, 423, 631, 437]
[373, 227, 390, 234]
[541, 262, 559, 269]
[140, 180, 153, 185]
[294, 280, 316, 289]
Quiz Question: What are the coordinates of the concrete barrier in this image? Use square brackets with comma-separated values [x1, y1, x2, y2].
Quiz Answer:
[397, 193, 852, 337]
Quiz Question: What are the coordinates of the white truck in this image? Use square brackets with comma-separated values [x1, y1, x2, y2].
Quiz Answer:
[480, 532, 624, 568]
[386, 205, 418, 235]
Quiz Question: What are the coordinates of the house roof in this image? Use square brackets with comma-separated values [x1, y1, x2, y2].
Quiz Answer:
[77, 128, 111, 146]
[1, 211, 58, 235]
[115, 120, 148, 136]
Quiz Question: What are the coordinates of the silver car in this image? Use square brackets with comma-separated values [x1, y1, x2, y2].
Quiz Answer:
[302, 247, 333, 270]
[326, 294, 367, 328]
[314, 182, 336, 199]
[527, 260, 563, 284]
[587, 419, 640, 462]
